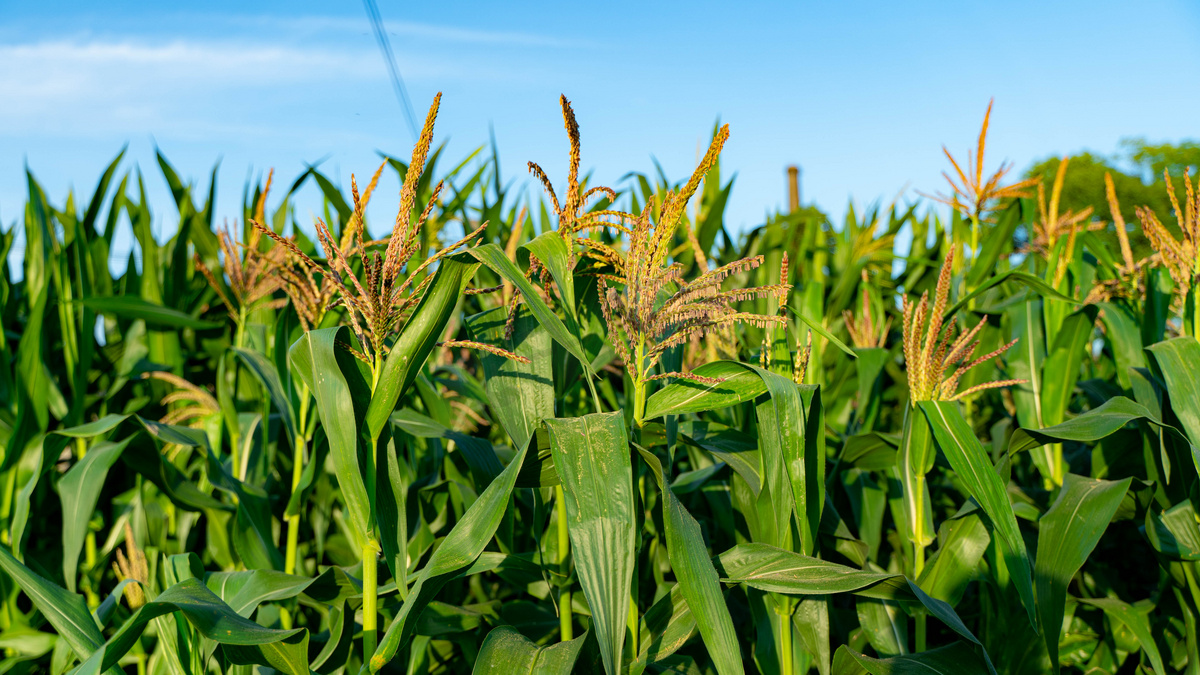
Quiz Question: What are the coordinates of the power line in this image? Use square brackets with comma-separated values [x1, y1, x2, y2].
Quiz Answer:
[362, 0, 420, 142]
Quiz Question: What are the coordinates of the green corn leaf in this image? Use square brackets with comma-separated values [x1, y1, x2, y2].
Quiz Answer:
[80, 296, 219, 330]
[204, 569, 317, 617]
[289, 326, 372, 547]
[1076, 597, 1166, 675]
[715, 543, 909, 599]
[853, 347, 889, 428]
[467, 244, 593, 379]
[1035, 473, 1131, 673]
[1147, 337, 1200, 450]
[368, 416, 531, 672]
[365, 254, 479, 445]
[679, 421, 762, 495]
[633, 586, 696, 671]
[832, 641, 992, 675]
[1007, 396, 1187, 455]
[522, 231, 577, 324]
[472, 625, 588, 674]
[1040, 305, 1098, 426]
[100, 578, 308, 674]
[919, 401, 1036, 629]
[0, 545, 104, 665]
[59, 437, 133, 591]
[13, 415, 131, 558]
[1146, 500, 1200, 560]
[636, 446, 744, 675]
[856, 598, 907, 657]
[1008, 298, 1047, 431]
[544, 412, 634, 675]
[1097, 301, 1144, 390]
[375, 425, 410, 586]
[232, 347, 298, 444]
[916, 506, 990, 606]
[751, 365, 824, 555]
[840, 432, 899, 472]
[788, 307, 857, 357]
[465, 306, 555, 453]
[944, 270, 1076, 319]
[897, 408, 936, 551]
[644, 361, 766, 419]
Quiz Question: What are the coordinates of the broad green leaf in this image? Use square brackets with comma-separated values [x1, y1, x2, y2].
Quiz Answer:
[715, 543, 909, 599]
[376, 425, 410, 585]
[467, 244, 593, 378]
[289, 326, 372, 546]
[1008, 298, 1046, 431]
[522, 231, 577, 324]
[465, 306, 554, 452]
[633, 586, 697, 670]
[636, 447, 743, 675]
[392, 408, 503, 483]
[856, 598, 907, 657]
[472, 625, 587, 674]
[919, 401, 1036, 628]
[853, 347, 889, 428]
[1007, 396, 1186, 455]
[841, 432, 899, 472]
[1097, 301, 1144, 390]
[100, 578, 308, 674]
[944, 270, 1076, 319]
[832, 642, 992, 675]
[916, 506, 989, 606]
[1147, 337, 1200, 452]
[1035, 473, 1131, 673]
[545, 412, 634, 675]
[644, 361, 765, 420]
[1040, 305, 1097, 426]
[0, 545, 104, 664]
[369, 418, 531, 672]
[1077, 597, 1166, 675]
[1145, 500, 1200, 560]
[752, 366, 823, 555]
[81, 296, 219, 330]
[232, 347, 298, 444]
[365, 254, 479, 444]
[59, 437, 133, 591]
[679, 421, 762, 494]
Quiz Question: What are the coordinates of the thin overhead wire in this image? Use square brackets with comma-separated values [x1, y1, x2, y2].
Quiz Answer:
[362, 0, 420, 142]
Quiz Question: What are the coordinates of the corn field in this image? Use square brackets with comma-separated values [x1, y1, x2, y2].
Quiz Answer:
[1, 94, 1199, 675]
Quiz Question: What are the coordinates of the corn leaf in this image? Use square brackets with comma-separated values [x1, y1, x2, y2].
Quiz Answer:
[545, 412, 634, 675]
[919, 401, 1036, 629]
[1035, 473, 1131, 673]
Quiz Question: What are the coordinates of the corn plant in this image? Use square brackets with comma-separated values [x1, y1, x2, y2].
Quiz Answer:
[1, 93, 1199, 675]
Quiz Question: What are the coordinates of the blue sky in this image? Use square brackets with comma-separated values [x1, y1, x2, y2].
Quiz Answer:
[2, 0, 1199, 265]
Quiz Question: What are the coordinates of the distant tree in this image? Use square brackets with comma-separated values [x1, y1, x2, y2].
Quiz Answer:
[1023, 140, 1199, 260]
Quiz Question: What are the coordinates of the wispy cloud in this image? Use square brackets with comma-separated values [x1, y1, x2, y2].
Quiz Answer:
[253, 15, 598, 49]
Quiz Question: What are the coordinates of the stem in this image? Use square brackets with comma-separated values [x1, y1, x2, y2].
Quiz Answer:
[555, 484, 573, 642]
[284, 390, 311, 581]
[362, 539, 380, 662]
[628, 587, 639, 660]
[632, 338, 647, 428]
[913, 529, 927, 652]
[778, 604, 794, 674]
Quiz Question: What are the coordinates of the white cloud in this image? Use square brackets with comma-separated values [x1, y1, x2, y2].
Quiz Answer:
[0, 39, 379, 133]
